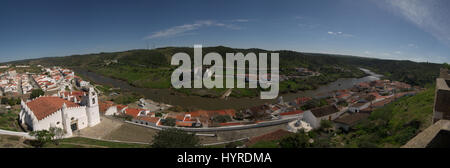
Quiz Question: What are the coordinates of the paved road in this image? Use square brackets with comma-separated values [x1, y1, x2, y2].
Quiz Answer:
[0, 129, 34, 139]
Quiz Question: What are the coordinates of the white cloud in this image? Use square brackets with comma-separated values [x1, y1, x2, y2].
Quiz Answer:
[407, 43, 418, 48]
[145, 20, 239, 39]
[327, 31, 354, 37]
[381, 0, 450, 46]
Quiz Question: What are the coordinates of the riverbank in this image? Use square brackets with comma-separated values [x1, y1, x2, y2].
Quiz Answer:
[74, 68, 381, 110]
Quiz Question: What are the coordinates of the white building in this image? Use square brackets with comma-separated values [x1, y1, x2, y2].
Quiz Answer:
[19, 87, 100, 137]
[302, 105, 342, 129]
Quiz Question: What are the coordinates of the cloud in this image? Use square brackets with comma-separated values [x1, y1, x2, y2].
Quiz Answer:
[380, 0, 450, 46]
[327, 31, 354, 37]
[145, 20, 239, 39]
[407, 43, 418, 48]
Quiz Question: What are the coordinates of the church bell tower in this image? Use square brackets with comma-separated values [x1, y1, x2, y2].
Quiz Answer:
[86, 87, 100, 126]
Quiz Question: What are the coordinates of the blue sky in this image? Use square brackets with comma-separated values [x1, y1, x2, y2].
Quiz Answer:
[1, 0, 450, 63]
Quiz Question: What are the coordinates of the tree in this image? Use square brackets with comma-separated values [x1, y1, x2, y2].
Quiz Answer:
[29, 130, 55, 148]
[212, 115, 232, 123]
[319, 120, 334, 133]
[30, 89, 45, 100]
[279, 131, 313, 148]
[1, 97, 8, 104]
[161, 118, 176, 126]
[49, 127, 65, 145]
[151, 128, 200, 148]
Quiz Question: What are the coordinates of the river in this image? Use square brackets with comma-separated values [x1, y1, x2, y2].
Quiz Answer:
[74, 68, 381, 110]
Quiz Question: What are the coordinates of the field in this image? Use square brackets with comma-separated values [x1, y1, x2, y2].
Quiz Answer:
[0, 107, 22, 132]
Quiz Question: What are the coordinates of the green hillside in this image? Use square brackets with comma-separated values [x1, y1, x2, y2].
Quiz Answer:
[343, 86, 435, 148]
[3, 46, 442, 97]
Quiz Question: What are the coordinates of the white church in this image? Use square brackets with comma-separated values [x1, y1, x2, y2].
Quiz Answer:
[19, 87, 101, 136]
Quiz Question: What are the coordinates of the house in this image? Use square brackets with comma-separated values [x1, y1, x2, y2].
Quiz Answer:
[348, 102, 368, 113]
[334, 113, 370, 131]
[302, 105, 341, 129]
[99, 101, 118, 115]
[132, 116, 160, 126]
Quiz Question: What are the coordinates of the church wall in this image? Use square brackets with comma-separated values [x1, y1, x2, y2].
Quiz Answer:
[65, 106, 89, 130]
[33, 110, 64, 131]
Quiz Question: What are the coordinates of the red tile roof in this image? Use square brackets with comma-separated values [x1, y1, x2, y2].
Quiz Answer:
[176, 121, 193, 127]
[219, 122, 242, 126]
[26, 97, 80, 120]
[125, 108, 143, 118]
[99, 101, 115, 113]
[137, 116, 160, 123]
[280, 110, 304, 116]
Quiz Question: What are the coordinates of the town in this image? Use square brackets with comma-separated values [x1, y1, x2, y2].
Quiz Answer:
[0, 63, 423, 148]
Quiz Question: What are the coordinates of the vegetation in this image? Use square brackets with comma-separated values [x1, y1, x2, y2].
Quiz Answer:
[341, 86, 435, 147]
[301, 98, 328, 110]
[0, 109, 21, 131]
[30, 89, 45, 99]
[109, 92, 143, 105]
[29, 130, 55, 148]
[151, 128, 200, 148]
[212, 115, 232, 123]
[7, 46, 440, 98]
[160, 118, 176, 126]
[1, 97, 21, 106]
[279, 130, 313, 148]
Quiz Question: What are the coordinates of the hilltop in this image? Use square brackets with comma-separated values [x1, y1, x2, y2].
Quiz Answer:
[2, 46, 443, 97]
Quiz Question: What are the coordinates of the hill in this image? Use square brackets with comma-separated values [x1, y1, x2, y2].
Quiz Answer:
[2, 46, 443, 97]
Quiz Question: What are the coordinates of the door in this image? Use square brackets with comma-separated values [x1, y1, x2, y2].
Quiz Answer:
[70, 122, 78, 131]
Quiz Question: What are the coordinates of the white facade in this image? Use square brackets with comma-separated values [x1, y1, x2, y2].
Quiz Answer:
[19, 87, 100, 137]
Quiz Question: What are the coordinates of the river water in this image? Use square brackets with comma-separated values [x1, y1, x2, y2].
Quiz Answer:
[74, 68, 381, 110]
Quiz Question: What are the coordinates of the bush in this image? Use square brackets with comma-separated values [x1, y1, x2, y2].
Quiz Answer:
[151, 128, 199, 148]
[30, 89, 45, 100]
[161, 118, 176, 126]
[279, 131, 312, 148]
[213, 115, 232, 123]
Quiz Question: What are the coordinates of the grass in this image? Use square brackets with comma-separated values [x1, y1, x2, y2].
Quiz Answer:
[43, 137, 149, 148]
[0, 108, 22, 132]
[248, 140, 279, 148]
[341, 86, 435, 148]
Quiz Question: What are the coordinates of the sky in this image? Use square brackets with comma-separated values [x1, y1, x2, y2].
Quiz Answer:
[1, 0, 450, 63]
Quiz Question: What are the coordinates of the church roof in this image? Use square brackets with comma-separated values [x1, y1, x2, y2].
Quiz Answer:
[26, 96, 80, 120]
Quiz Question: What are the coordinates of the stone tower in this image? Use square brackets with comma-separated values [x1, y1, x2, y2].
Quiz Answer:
[85, 87, 100, 127]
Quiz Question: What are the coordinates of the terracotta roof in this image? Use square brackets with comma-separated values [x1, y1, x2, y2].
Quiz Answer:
[99, 101, 115, 113]
[137, 116, 160, 123]
[26, 96, 80, 120]
[176, 121, 193, 127]
[280, 110, 304, 116]
[371, 98, 392, 107]
[116, 104, 128, 111]
[296, 97, 312, 105]
[186, 109, 236, 118]
[219, 122, 242, 126]
[310, 105, 339, 117]
[125, 108, 143, 118]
